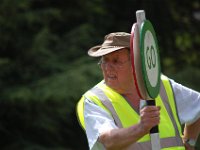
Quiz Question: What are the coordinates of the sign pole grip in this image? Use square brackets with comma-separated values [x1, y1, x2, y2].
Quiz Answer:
[146, 100, 159, 134]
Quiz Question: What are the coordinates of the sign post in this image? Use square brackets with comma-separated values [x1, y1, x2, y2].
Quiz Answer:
[130, 10, 161, 150]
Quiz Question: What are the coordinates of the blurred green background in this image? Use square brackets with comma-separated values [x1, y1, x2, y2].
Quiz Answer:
[0, 0, 199, 149]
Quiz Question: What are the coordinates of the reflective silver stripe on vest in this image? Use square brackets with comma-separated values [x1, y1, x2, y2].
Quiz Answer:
[90, 81, 184, 149]
[127, 136, 184, 150]
[90, 87, 123, 128]
[159, 81, 183, 147]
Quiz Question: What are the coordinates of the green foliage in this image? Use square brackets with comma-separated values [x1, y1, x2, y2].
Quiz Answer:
[0, 57, 101, 149]
[166, 66, 200, 91]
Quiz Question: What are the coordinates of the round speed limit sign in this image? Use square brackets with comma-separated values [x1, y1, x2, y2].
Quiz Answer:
[140, 20, 161, 99]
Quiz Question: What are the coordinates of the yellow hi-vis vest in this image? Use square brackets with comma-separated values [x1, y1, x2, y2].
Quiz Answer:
[76, 75, 185, 150]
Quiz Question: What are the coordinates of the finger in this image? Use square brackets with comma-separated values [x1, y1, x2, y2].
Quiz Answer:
[140, 111, 159, 119]
[139, 117, 160, 132]
[140, 106, 161, 113]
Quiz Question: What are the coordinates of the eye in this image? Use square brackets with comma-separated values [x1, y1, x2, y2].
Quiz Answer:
[113, 59, 119, 65]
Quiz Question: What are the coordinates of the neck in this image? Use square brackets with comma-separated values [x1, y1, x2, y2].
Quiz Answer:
[124, 92, 140, 109]
[122, 86, 141, 112]
[106, 81, 141, 111]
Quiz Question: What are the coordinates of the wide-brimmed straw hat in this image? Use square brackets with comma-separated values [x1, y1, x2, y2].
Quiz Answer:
[88, 32, 131, 57]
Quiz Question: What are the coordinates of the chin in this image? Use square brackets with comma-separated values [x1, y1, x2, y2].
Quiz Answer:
[106, 82, 123, 93]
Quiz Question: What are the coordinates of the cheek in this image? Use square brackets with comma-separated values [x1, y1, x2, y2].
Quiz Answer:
[102, 70, 109, 82]
[101, 69, 106, 77]
[118, 69, 133, 81]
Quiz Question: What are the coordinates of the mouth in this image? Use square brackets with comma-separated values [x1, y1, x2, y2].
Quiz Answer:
[107, 74, 117, 80]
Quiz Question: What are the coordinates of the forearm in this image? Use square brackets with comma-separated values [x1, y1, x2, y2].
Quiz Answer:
[98, 106, 160, 150]
[99, 123, 147, 150]
[183, 117, 200, 149]
[184, 117, 200, 139]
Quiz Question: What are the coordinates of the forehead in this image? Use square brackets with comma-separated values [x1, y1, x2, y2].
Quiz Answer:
[102, 48, 129, 59]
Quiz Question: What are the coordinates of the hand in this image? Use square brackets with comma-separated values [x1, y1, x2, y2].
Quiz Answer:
[139, 106, 161, 133]
[184, 143, 195, 150]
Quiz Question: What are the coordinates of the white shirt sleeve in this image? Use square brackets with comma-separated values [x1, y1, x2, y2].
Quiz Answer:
[170, 79, 200, 125]
[84, 98, 118, 150]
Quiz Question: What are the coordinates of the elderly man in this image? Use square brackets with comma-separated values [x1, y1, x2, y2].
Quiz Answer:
[76, 32, 200, 150]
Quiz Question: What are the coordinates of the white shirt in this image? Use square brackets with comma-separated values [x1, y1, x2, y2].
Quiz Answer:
[83, 79, 200, 150]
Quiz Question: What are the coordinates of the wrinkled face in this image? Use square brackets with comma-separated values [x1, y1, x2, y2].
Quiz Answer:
[100, 48, 134, 94]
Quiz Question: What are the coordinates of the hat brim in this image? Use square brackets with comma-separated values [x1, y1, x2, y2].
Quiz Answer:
[88, 45, 126, 57]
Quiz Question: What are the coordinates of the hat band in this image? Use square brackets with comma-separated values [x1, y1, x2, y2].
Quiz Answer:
[100, 46, 127, 49]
